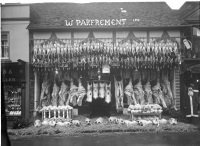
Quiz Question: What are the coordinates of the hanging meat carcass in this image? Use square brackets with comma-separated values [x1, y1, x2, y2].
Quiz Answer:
[77, 78, 86, 106]
[152, 72, 167, 108]
[143, 71, 153, 104]
[68, 79, 78, 106]
[105, 82, 111, 103]
[133, 74, 145, 105]
[114, 75, 124, 111]
[124, 78, 137, 105]
[58, 81, 69, 106]
[40, 74, 51, 108]
[86, 81, 93, 103]
[93, 82, 99, 99]
[51, 82, 60, 106]
[161, 70, 177, 110]
[99, 82, 105, 99]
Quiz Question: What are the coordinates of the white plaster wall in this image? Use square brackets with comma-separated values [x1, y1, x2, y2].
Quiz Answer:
[149, 31, 163, 38]
[116, 31, 129, 38]
[2, 21, 29, 62]
[93, 31, 112, 38]
[74, 31, 89, 39]
[2, 5, 29, 18]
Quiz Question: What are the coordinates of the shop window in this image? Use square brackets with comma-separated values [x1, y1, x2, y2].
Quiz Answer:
[1, 32, 10, 59]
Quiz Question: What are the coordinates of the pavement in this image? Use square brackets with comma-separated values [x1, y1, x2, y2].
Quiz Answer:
[10, 132, 200, 146]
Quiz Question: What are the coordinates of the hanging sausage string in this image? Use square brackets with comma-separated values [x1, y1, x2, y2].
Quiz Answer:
[32, 32, 181, 71]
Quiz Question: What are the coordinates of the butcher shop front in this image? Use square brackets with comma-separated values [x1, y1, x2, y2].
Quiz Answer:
[28, 3, 183, 124]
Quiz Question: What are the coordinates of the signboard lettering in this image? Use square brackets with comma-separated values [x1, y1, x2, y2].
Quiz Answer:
[65, 18, 128, 27]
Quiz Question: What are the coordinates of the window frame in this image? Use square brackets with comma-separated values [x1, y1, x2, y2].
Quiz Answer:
[1, 31, 10, 60]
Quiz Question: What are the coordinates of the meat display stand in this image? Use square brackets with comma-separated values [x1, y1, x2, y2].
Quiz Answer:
[128, 104, 163, 121]
[130, 112, 162, 121]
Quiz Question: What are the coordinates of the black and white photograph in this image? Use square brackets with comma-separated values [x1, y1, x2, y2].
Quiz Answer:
[1, 0, 200, 146]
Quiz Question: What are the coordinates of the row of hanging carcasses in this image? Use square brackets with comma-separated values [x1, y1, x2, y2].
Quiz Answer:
[122, 71, 176, 110]
[32, 40, 181, 70]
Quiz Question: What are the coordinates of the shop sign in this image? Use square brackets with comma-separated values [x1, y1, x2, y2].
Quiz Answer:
[65, 18, 127, 27]
[102, 64, 110, 73]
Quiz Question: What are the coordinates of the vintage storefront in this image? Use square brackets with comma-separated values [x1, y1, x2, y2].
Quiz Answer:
[28, 3, 184, 121]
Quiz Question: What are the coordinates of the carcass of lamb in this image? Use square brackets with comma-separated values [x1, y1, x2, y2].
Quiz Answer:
[58, 81, 69, 106]
[68, 79, 78, 106]
[105, 82, 111, 103]
[124, 78, 137, 105]
[51, 82, 60, 106]
[144, 81, 153, 104]
[114, 75, 124, 111]
[40, 75, 51, 108]
[161, 71, 177, 110]
[77, 78, 86, 106]
[86, 82, 92, 102]
[93, 82, 99, 99]
[143, 71, 153, 104]
[152, 73, 167, 108]
[133, 76, 145, 105]
[99, 82, 105, 99]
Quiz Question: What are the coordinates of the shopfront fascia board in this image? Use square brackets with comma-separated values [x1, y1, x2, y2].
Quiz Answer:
[27, 25, 191, 32]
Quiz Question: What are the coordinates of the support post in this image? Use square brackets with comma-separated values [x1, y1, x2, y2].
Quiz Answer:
[33, 71, 40, 118]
